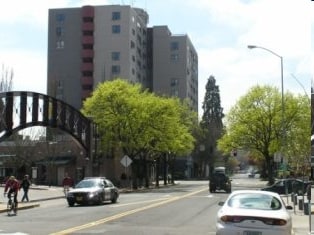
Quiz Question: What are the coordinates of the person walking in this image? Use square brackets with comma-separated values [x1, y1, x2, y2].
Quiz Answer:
[20, 175, 31, 202]
[62, 173, 74, 196]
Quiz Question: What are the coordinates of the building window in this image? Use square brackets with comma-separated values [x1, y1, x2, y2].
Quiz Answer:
[83, 30, 93, 36]
[82, 57, 93, 63]
[82, 71, 93, 77]
[82, 44, 93, 50]
[111, 52, 120, 61]
[171, 88, 179, 97]
[82, 84, 93, 90]
[112, 11, 121, 20]
[56, 40, 65, 49]
[171, 78, 179, 87]
[170, 54, 179, 61]
[111, 65, 120, 74]
[130, 40, 135, 49]
[83, 17, 93, 23]
[112, 25, 121, 34]
[170, 41, 179, 50]
[56, 27, 64, 37]
[56, 13, 65, 22]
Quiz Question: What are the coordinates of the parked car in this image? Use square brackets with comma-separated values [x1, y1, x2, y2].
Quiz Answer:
[66, 177, 119, 207]
[261, 178, 311, 195]
[209, 172, 232, 193]
[216, 190, 293, 235]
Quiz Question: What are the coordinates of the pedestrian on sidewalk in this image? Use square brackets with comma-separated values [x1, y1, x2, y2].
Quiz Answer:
[62, 173, 74, 196]
[20, 174, 31, 202]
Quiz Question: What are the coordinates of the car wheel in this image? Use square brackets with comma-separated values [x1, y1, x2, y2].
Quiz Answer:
[97, 195, 103, 205]
[111, 193, 118, 203]
[68, 201, 75, 207]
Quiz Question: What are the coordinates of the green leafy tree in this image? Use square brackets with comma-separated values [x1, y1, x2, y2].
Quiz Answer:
[284, 94, 310, 177]
[82, 79, 195, 188]
[218, 85, 310, 185]
[198, 76, 224, 176]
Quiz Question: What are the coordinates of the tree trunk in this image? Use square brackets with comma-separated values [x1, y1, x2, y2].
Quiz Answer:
[155, 156, 160, 187]
[131, 161, 138, 189]
[265, 155, 275, 185]
[170, 155, 175, 184]
[163, 153, 167, 185]
[143, 155, 149, 188]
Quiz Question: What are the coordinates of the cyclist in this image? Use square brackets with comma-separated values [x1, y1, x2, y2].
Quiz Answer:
[4, 176, 20, 213]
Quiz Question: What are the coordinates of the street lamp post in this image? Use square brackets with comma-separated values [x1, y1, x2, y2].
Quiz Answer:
[248, 45, 285, 179]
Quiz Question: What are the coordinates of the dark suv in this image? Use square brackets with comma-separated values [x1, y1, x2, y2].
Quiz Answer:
[209, 172, 232, 193]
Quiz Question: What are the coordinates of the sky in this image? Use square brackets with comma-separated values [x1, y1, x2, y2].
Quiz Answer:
[0, 0, 312, 117]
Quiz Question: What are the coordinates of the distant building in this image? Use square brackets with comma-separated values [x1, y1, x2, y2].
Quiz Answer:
[46, 4, 198, 182]
[147, 26, 198, 111]
[47, 5, 198, 112]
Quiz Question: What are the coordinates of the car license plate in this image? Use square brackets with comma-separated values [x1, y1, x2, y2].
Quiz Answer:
[243, 231, 262, 235]
[76, 196, 83, 201]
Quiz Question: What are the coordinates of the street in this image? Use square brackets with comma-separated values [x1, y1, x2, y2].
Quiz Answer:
[0, 175, 310, 234]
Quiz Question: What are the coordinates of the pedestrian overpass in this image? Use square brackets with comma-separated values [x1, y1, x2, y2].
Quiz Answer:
[0, 91, 95, 160]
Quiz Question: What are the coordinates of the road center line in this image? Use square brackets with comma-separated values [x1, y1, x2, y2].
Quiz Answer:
[110, 197, 169, 207]
[50, 187, 208, 235]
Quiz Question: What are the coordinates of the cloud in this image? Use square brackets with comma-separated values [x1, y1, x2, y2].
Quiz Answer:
[0, 50, 47, 93]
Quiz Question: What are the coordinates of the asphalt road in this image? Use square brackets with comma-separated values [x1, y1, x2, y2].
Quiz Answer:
[0, 175, 310, 234]
[0, 181, 216, 234]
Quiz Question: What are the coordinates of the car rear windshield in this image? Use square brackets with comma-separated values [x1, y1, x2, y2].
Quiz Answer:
[227, 193, 282, 210]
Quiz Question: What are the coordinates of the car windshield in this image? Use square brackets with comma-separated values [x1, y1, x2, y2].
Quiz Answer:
[75, 179, 100, 188]
[227, 193, 282, 210]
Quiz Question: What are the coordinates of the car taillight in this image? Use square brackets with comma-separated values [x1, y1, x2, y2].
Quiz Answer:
[263, 218, 287, 226]
[220, 216, 287, 226]
[220, 215, 244, 223]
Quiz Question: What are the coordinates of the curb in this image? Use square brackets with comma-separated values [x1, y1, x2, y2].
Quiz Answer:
[0, 203, 40, 213]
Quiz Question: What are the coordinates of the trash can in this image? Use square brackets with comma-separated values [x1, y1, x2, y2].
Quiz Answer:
[298, 198, 303, 210]
[304, 202, 309, 215]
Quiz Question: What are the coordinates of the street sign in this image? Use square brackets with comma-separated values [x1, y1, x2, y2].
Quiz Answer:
[120, 155, 132, 167]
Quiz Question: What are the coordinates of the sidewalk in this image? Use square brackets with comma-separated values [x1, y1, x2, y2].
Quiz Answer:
[0, 183, 163, 212]
[0, 185, 65, 213]
[0, 184, 313, 235]
[282, 192, 314, 235]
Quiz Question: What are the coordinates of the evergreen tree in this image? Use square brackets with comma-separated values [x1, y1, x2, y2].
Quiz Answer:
[201, 75, 224, 129]
[199, 75, 224, 176]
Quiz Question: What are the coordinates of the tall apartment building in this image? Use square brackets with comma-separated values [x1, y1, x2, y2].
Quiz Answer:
[47, 5, 198, 113]
[147, 26, 198, 112]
